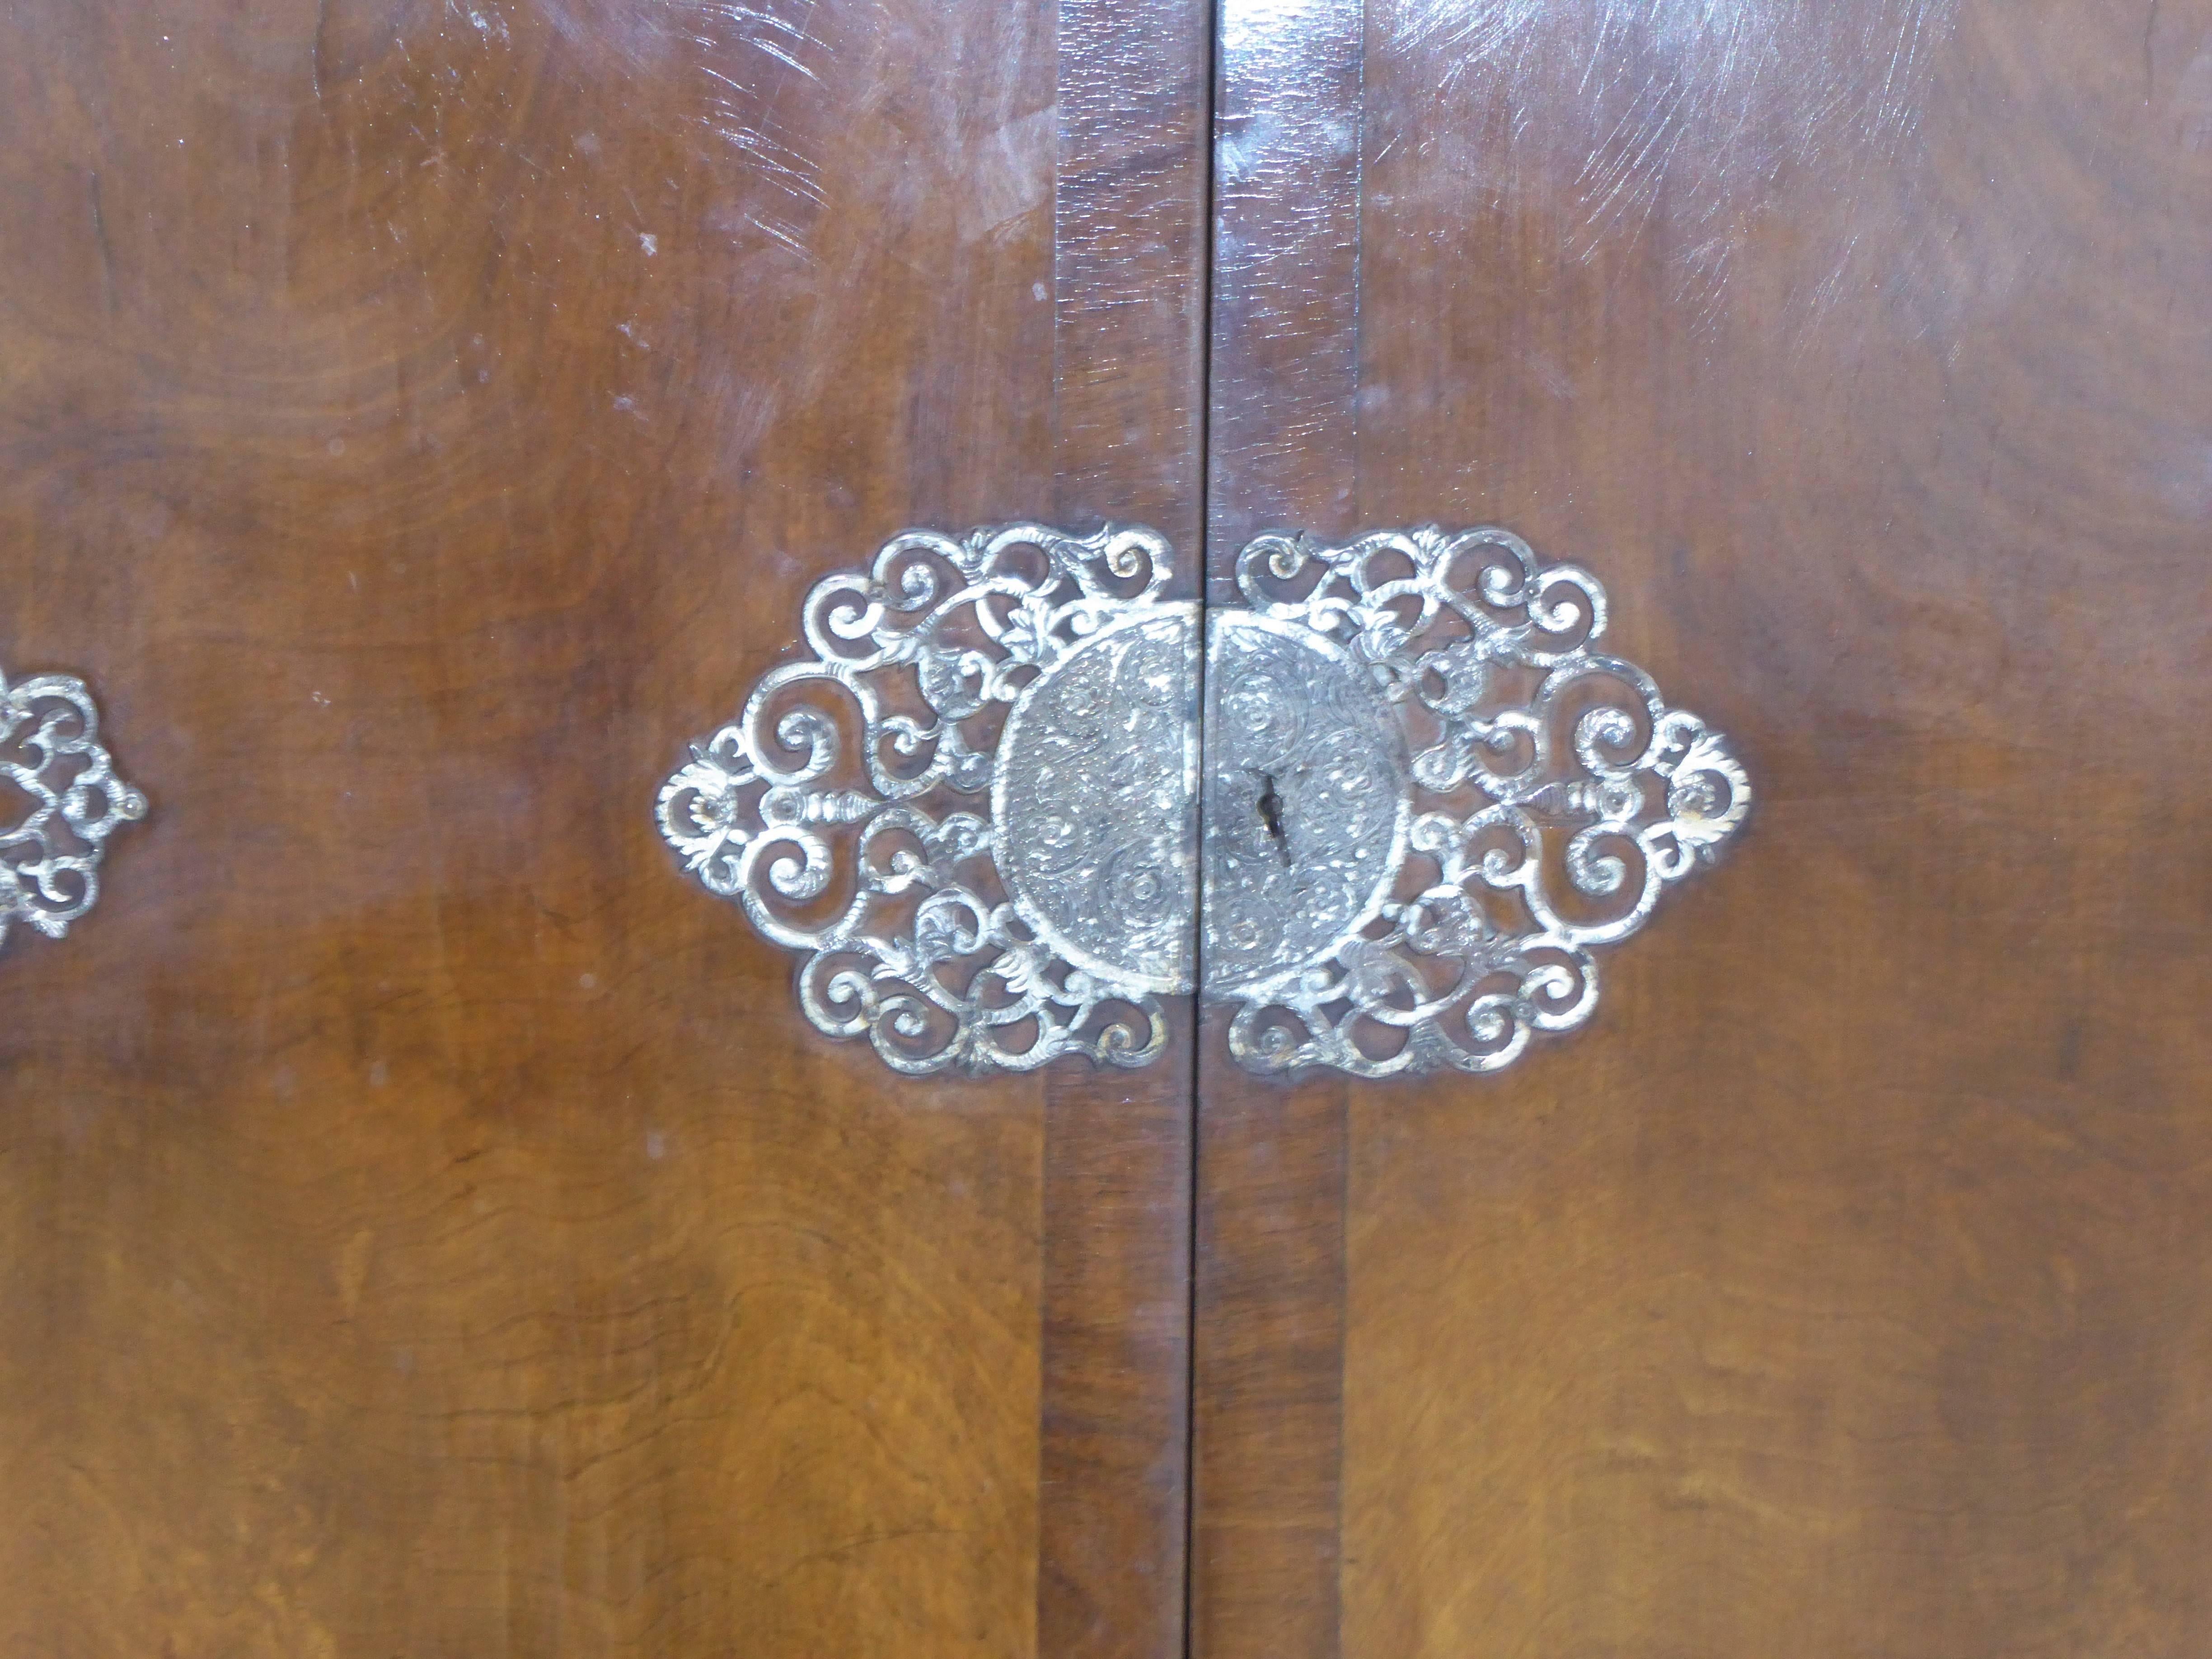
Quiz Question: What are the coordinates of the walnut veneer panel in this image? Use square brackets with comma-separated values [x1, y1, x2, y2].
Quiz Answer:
[1198, 3, 2212, 1654]
[0, 2, 1206, 1654]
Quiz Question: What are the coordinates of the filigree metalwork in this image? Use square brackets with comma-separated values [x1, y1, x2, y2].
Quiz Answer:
[1, 669, 147, 951]
[1211, 526, 1748, 1076]
[655, 524, 1195, 1075]
[655, 522, 1747, 1080]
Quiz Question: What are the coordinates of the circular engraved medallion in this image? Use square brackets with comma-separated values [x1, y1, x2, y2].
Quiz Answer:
[994, 605, 1200, 996]
[1200, 613, 1411, 995]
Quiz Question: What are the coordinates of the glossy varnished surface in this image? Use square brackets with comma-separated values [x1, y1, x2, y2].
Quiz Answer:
[1192, 4, 1361, 1656]
[12, 2, 2212, 1652]
[1201, 0, 2212, 1654]
[0, 1, 1203, 1653]
[1040, 3, 1208, 1654]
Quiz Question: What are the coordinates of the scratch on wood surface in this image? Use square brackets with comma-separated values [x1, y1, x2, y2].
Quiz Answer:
[470, 0, 830, 261]
[690, 0, 828, 264]
[1392, 0, 1959, 313]
[86, 169, 116, 315]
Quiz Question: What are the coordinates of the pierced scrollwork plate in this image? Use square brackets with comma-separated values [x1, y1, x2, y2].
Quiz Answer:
[655, 522, 1748, 1079]
[1208, 526, 1748, 1077]
[655, 524, 1197, 1076]
[1, 669, 148, 951]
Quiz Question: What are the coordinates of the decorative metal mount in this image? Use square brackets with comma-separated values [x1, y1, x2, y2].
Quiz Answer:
[656, 524, 1748, 1078]
[1208, 527, 1748, 1076]
[1, 669, 147, 952]
[656, 525, 1195, 1075]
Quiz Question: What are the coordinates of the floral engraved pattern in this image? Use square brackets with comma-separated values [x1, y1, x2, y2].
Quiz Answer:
[1217, 526, 1749, 1076]
[1, 670, 147, 951]
[995, 608, 1198, 995]
[655, 524, 1192, 1076]
[1201, 614, 1409, 994]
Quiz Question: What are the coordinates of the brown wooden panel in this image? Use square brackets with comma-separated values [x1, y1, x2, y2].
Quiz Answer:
[1040, 1, 1208, 1654]
[1191, 6, 1363, 1657]
[0, 2, 1203, 1654]
[1199, 0, 2212, 1654]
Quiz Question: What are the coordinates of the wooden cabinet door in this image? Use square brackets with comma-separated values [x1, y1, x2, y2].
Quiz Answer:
[12, 5, 2212, 1655]
[1196, 2, 2212, 1655]
[0, 4, 1204, 1654]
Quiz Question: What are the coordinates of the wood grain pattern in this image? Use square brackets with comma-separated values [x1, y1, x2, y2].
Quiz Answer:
[12, 1, 2212, 1653]
[1200, 0, 2212, 1654]
[0, 1, 1201, 1653]
[1191, 6, 1362, 1657]
[1040, 2, 1207, 1653]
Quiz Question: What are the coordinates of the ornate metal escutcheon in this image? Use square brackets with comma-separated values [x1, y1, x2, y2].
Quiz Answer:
[1, 669, 147, 952]
[656, 524, 1748, 1078]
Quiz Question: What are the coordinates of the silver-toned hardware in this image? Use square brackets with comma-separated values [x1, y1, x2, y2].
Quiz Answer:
[655, 523, 1748, 1078]
[1, 670, 148, 952]
[656, 525, 1195, 1075]
[1209, 527, 1748, 1076]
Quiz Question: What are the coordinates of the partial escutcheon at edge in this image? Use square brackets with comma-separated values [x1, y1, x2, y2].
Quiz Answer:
[0, 668, 146, 954]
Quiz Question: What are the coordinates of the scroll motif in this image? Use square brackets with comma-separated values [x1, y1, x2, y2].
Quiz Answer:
[654, 522, 1747, 1080]
[1214, 526, 1749, 1076]
[655, 524, 1195, 1076]
[1, 670, 148, 951]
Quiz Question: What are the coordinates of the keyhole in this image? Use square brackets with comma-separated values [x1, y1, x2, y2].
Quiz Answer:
[1251, 769, 1290, 865]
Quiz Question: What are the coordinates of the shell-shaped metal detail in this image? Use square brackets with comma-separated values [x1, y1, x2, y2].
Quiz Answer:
[1, 670, 148, 952]
[656, 524, 1748, 1078]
